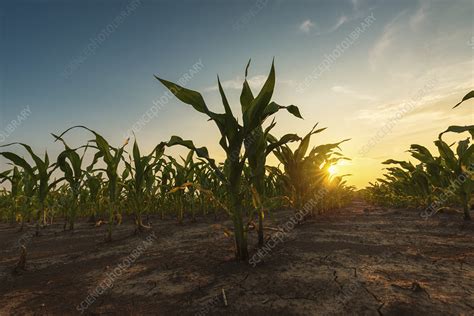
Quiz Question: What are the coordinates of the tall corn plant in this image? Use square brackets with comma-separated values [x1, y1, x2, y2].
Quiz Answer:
[55, 126, 127, 240]
[156, 61, 301, 261]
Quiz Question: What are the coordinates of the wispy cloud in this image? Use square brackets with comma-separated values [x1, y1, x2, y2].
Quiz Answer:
[353, 60, 473, 123]
[409, 1, 430, 30]
[300, 0, 376, 36]
[327, 15, 349, 33]
[332, 85, 376, 101]
[369, 11, 406, 70]
[299, 19, 315, 33]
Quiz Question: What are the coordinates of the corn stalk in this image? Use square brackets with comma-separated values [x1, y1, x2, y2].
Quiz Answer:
[156, 60, 301, 261]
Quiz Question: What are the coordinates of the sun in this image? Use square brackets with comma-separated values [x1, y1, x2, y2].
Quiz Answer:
[328, 165, 337, 176]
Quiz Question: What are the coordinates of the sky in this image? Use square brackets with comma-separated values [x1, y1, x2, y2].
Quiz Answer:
[0, 0, 473, 188]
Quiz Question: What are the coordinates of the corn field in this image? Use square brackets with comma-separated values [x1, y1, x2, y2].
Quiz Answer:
[364, 91, 474, 220]
[0, 62, 354, 261]
[2, 1, 473, 313]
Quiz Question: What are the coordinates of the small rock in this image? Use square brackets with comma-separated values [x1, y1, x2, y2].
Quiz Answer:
[411, 282, 423, 292]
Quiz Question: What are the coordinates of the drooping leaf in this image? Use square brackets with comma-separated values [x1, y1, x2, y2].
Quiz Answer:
[439, 125, 474, 139]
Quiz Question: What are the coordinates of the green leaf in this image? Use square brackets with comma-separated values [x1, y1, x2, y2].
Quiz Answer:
[408, 144, 434, 163]
[155, 76, 210, 115]
[295, 123, 326, 161]
[460, 144, 474, 167]
[266, 133, 301, 156]
[284, 105, 303, 119]
[439, 125, 474, 139]
[382, 159, 416, 172]
[244, 61, 276, 131]
[453, 90, 474, 108]
[240, 59, 254, 115]
[434, 140, 458, 171]
[0, 152, 34, 176]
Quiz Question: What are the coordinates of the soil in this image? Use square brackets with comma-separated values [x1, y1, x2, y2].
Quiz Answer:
[0, 200, 473, 316]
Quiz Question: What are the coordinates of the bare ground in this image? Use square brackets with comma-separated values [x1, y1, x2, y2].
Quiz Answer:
[0, 200, 473, 316]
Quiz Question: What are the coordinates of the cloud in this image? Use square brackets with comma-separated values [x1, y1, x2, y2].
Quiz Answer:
[331, 85, 376, 101]
[409, 1, 430, 30]
[369, 11, 406, 70]
[301, 0, 374, 37]
[316, 0, 378, 36]
[305, 15, 346, 36]
[299, 19, 315, 33]
[352, 59, 474, 124]
[327, 15, 349, 33]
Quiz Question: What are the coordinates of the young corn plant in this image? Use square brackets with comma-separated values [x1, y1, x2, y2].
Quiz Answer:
[246, 120, 301, 246]
[84, 172, 103, 222]
[445, 90, 474, 219]
[0, 143, 60, 235]
[123, 139, 165, 232]
[55, 126, 127, 240]
[372, 91, 474, 218]
[193, 159, 227, 219]
[379, 159, 432, 208]
[156, 61, 302, 261]
[0, 167, 22, 225]
[166, 154, 190, 224]
[16, 170, 36, 230]
[369, 89, 473, 220]
[437, 127, 473, 220]
[166, 151, 203, 223]
[272, 124, 350, 212]
[52, 134, 93, 230]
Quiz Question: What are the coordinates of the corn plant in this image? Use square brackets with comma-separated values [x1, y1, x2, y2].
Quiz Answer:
[123, 139, 165, 232]
[52, 134, 94, 230]
[193, 159, 227, 219]
[167, 151, 210, 223]
[0, 167, 21, 225]
[245, 120, 301, 246]
[156, 61, 302, 260]
[0, 143, 60, 235]
[437, 127, 473, 220]
[165, 154, 191, 224]
[54, 126, 127, 240]
[272, 124, 350, 212]
[373, 135, 473, 220]
[16, 170, 36, 230]
[84, 172, 103, 222]
[369, 91, 473, 220]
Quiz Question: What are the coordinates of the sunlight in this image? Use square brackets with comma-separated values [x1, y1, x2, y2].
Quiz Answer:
[328, 165, 337, 176]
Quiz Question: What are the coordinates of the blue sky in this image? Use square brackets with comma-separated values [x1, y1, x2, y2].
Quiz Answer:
[0, 0, 473, 187]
